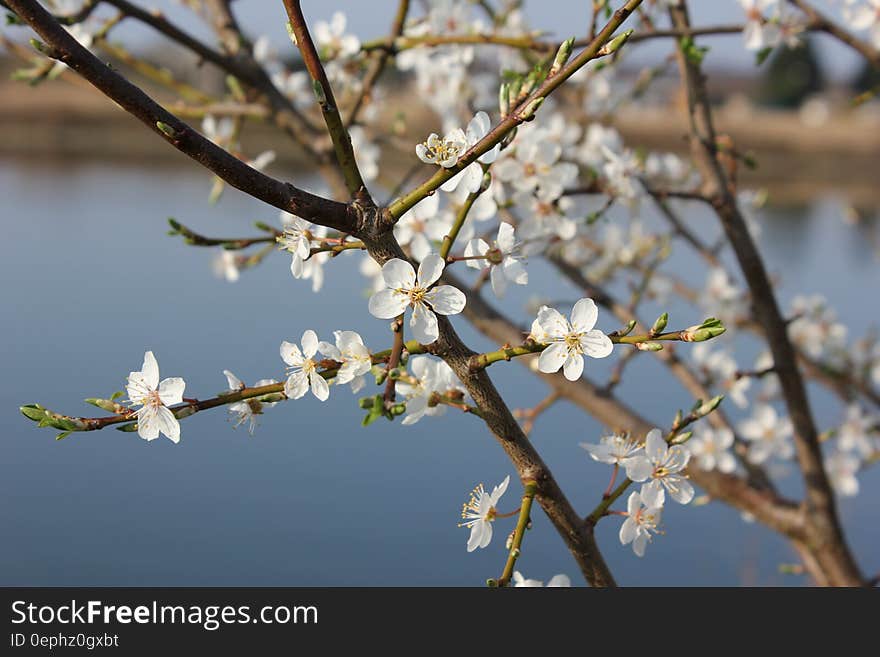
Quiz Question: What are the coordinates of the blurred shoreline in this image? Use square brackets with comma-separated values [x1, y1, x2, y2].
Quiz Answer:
[2, 76, 879, 206]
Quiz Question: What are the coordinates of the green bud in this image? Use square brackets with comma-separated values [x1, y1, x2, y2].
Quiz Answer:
[682, 318, 726, 342]
[672, 409, 683, 430]
[110, 390, 125, 401]
[549, 37, 575, 77]
[176, 406, 197, 420]
[620, 319, 637, 336]
[517, 96, 544, 121]
[696, 395, 724, 418]
[84, 398, 125, 413]
[388, 368, 401, 380]
[29, 38, 55, 57]
[56, 431, 72, 441]
[636, 341, 663, 352]
[498, 82, 510, 118]
[486, 579, 499, 588]
[20, 404, 47, 423]
[156, 121, 177, 139]
[390, 403, 406, 416]
[651, 312, 668, 336]
[597, 29, 633, 57]
[358, 397, 374, 410]
[670, 430, 693, 445]
[312, 79, 326, 105]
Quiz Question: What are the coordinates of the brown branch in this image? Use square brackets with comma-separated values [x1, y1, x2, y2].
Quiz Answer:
[283, 0, 373, 205]
[787, 0, 880, 68]
[6, 0, 356, 234]
[447, 268, 803, 536]
[669, 2, 863, 586]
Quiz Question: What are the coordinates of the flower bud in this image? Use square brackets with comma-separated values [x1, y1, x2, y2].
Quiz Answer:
[84, 398, 126, 413]
[549, 37, 575, 77]
[156, 121, 177, 139]
[695, 395, 724, 418]
[517, 96, 544, 122]
[636, 341, 663, 352]
[597, 29, 633, 57]
[670, 430, 693, 445]
[651, 312, 668, 336]
[498, 82, 511, 118]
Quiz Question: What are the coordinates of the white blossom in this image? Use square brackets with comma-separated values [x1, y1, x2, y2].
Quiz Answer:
[512, 572, 571, 587]
[837, 404, 877, 458]
[738, 404, 794, 464]
[581, 433, 643, 467]
[321, 331, 372, 394]
[619, 491, 663, 557]
[738, 0, 781, 51]
[824, 450, 860, 497]
[396, 355, 462, 425]
[494, 131, 577, 202]
[280, 330, 333, 401]
[368, 255, 466, 344]
[314, 11, 360, 59]
[125, 351, 185, 443]
[688, 427, 737, 473]
[463, 222, 528, 298]
[844, 0, 880, 49]
[459, 475, 510, 552]
[277, 213, 312, 278]
[223, 370, 278, 435]
[533, 298, 614, 381]
[439, 111, 499, 195]
[692, 344, 751, 409]
[212, 250, 240, 283]
[626, 428, 695, 506]
[395, 194, 448, 263]
[416, 129, 467, 168]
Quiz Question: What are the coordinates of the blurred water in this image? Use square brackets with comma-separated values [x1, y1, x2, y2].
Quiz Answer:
[1, 159, 877, 586]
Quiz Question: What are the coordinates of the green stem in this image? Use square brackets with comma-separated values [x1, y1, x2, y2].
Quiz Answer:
[439, 182, 485, 259]
[22, 340, 429, 435]
[468, 328, 717, 371]
[497, 480, 538, 587]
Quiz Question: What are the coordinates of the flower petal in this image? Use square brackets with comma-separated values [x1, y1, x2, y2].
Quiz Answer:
[381, 258, 416, 289]
[562, 353, 584, 381]
[426, 285, 466, 315]
[537, 342, 569, 374]
[410, 303, 439, 344]
[301, 330, 319, 358]
[156, 405, 180, 443]
[157, 377, 185, 406]
[644, 428, 667, 463]
[417, 254, 445, 288]
[579, 330, 614, 359]
[284, 371, 309, 400]
[368, 289, 409, 319]
[280, 340, 304, 367]
[570, 298, 599, 332]
[309, 370, 330, 401]
[141, 351, 160, 390]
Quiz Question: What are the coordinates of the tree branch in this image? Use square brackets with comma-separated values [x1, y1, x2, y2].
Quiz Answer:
[6, 0, 357, 234]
